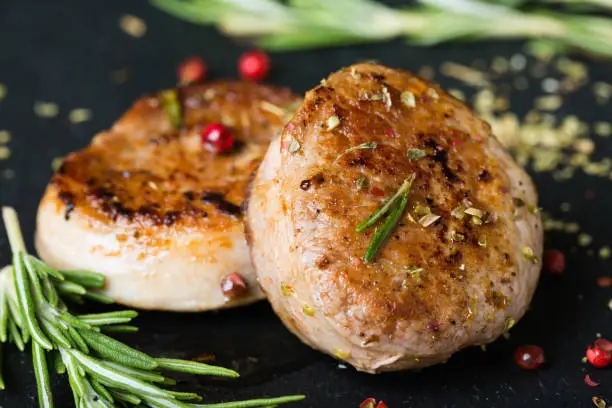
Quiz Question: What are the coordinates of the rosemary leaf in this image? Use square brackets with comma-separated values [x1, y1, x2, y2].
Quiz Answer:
[194, 395, 307, 408]
[39, 318, 72, 350]
[363, 187, 410, 263]
[25, 256, 65, 282]
[82, 291, 114, 304]
[8, 319, 24, 351]
[356, 174, 415, 232]
[167, 390, 202, 401]
[101, 325, 139, 334]
[156, 358, 239, 379]
[334, 142, 377, 163]
[57, 269, 105, 289]
[13, 252, 52, 350]
[109, 389, 142, 405]
[104, 360, 167, 383]
[66, 326, 90, 354]
[77, 311, 138, 326]
[32, 342, 53, 408]
[51, 351, 66, 375]
[77, 329, 158, 370]
[68, 349, 174, 399]
[56, 280, 87, 296]
[89, 377, 115, 405]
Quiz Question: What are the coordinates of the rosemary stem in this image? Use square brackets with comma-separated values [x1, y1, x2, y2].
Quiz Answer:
[2, 207, 26, 255]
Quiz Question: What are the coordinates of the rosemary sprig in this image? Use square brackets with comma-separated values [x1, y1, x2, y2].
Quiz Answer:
[0, 207, 304, 407]
[153, 0, 612, 59]
[356, 174, 415, 233]
[357, 174, 415, 263]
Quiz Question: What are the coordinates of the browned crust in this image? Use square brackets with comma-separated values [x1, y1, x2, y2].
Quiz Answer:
[277, 63, 538, 338]
[48, 81, 300, 232]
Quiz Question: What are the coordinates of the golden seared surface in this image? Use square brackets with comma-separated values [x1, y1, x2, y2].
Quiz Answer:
[36, 80, 301, 311]
[247, 63, 542, 372]
[52, 80, 298, 232]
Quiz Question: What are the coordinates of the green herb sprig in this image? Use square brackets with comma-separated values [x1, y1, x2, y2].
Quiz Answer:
[153, 0, 612, 59]
[0, 207, 304, 408]
[357, 174, 415, 263]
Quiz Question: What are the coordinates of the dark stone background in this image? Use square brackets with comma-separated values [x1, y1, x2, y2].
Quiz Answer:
[0, 0, 610, 407]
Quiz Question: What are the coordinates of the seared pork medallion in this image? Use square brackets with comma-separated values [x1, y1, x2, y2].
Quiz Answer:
[246, 63, 543, 373]
[36, 81, 299, 311]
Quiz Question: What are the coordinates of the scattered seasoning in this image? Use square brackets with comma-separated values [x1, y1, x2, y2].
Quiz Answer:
[0, 146, 10, 160]
[464, 207, 484, 218]
[521, 246, 538, 264]
[0, 84, 6, 101]
[451, 206, 466, 220]
[51, 157, 63, 171]
[401, 91, 416, 108]
[382, 86, 392, 111]
[418, 213, 440, 228]
[334, 142, 377, 163]
[450, 230, 465, 242]
[119, 14, 147, 38]
[177, 56, 207, 84]
[448, 88, 465, 101]
[541, 77, 560, 93]
[477, 238, 487, 247]
[280, 281, 294, 296]
[440, 62, 489, 87]
[238, 50, 270, 81]
[259, 101, 285, 117]
[33, 101, 59, 118]
[68, 108, 92, 124]
[594, 122, 611, 137]
[326, 115, 340, 131]
[220, 273, 248, 299]
[509, 54, 527, 71]
[288, 138, 301, 154]
[593, 397, 607, 408]
[332, 348, 350, 359]
[426, 87, 439, 100]
[535, 95, 562, 111]
[578, 233, 593, 247]
[201, 123, 235, 154]
[543, 249, 565, 274]
[159, 89, 182, 129]
[585, 374, 600, 387]
[0, 130, 11, 144]
[359, 175, 416, 263]
[302, 304, 315, 316]
[407, 148, 426, 160]
[356, 176, 369, 190]
[514, 345, 545, 370]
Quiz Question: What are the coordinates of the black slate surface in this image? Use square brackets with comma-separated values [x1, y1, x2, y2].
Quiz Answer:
[0, 0, 611, 407]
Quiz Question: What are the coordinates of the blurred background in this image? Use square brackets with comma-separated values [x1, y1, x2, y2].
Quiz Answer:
[0, 0, 611, 407]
